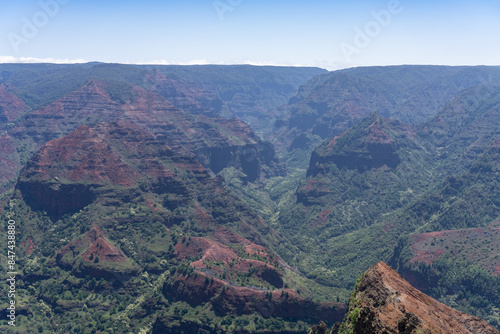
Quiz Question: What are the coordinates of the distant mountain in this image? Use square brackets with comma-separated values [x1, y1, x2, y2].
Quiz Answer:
[294, 113, 431, 230]
[274, 65, 500, 157]
[0, 63, 325, 133]
[0, 62, 324, 206]
[338, 262, 499, 334]
[149, 64, 327, 133]
[8, 79, 284, 182]
[1, 121, 344, 332]
[419, 83, 500, 172]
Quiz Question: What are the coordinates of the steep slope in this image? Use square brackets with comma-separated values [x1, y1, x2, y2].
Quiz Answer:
[339, 262, 499, 334]
[0, 62, 325, 132]
[308, 113, 417, 176]
[15, 120, 278, 240]
[143, 69, 223, 116]
[276, 85, 500, 328]
[274, 65, 500, 157]
[151, 64, 327, 134]
[0, 62, 323, 203]
[0, 121, 344, 333]
[277, 114, 434, 291]
[8, 79, 284, 184]
[385, 137, 500, 327]
[4, 63, 500, 332]
[405, 225, 500, 273]
[419, 83, 500, 173]
[301, 113, 431, 226]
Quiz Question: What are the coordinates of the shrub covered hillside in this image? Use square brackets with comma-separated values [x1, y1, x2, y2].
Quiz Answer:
[275, 83, 500, 328]
[1, 64, 500, 332]
[0, 121, 344, 333]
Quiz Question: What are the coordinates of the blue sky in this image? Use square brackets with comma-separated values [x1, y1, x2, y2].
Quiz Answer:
[0, 0, 499, 70]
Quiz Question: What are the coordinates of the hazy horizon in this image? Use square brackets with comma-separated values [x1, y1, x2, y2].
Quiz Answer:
[1, 0, 499, 70]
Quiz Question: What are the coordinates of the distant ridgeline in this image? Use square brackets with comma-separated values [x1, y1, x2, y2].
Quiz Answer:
[1, 63, 500, 332]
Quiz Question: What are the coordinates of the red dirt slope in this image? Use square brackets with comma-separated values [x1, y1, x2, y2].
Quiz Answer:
[342, 262, 499, 334]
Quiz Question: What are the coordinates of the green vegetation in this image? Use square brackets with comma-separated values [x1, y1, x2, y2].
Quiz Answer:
[0, 119, 334, 332]
[270, 85, 500, 329]
[2, 64, 500, 332]
[394, 253, 500, 328]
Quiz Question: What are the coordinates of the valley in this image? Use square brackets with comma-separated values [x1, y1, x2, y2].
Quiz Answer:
[1, 63, 500, 333]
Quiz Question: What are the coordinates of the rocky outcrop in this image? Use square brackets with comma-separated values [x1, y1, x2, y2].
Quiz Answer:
[163, 227, 345, 325]
[307, 114, 409, 177]
[166, 272, 345, 323]
[339, 262, 500, 334]
[15, 121, 209, 220]
[297, 114, 423, 208]
[57, 225, 126, 264]
[17, 181, 96, 222]
[173, 232, 284, 289]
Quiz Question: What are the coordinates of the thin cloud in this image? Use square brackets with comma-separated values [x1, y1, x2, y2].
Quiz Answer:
[0, 55, 350, 71]
[0, 56, 87, 64]
[134, 59, 213, 66]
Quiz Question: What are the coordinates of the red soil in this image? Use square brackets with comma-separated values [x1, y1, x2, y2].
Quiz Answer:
[170, 272, 345, 322]
[0, 135, 15, 155]
[82, 236, 126, 263]
[0, 84, 28, 121]
[350, 262, 499, 334]
[410, 250, 445, 265]
[58, 225, 126, 264]
[22, 238, 35, 255]
[409, 228, 500, 271]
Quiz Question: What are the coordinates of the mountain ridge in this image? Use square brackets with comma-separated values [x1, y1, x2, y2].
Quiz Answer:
[338, 262, 500, 334]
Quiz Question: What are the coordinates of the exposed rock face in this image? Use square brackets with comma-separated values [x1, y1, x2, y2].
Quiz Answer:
[306, 114, 413, 178]
[167, 272, 345, 323]
[14, 121, 281, 250]
[340, 262, 500, 334]
[18, 123, 146, 185]
[7, 119, 343, 332]
[15, 120, 214, 220]
[296, 113, 424, 209]
[17, 181, 96, 222]
[275, 66, 500, 152]
[8, 79, 284, 183]
[173, 230, 285, 288]
[164, 228, 345, 323]
[14, 119, 282, 253]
